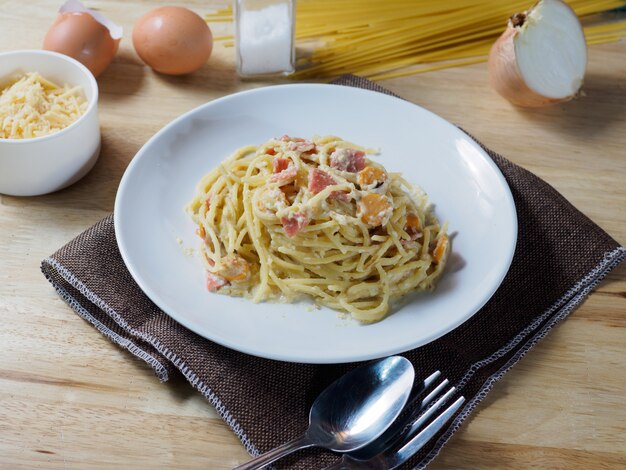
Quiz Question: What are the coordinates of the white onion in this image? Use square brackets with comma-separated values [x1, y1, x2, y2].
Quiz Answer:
[488, 0, 587, 107]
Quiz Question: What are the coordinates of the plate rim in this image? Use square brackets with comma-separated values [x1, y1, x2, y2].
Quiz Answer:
[114, 83, 518, 363]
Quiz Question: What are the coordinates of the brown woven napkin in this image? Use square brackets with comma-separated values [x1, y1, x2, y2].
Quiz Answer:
[41, 76, 625, 469]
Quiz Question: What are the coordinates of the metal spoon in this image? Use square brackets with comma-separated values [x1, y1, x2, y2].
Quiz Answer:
[232, 356, 415, 470]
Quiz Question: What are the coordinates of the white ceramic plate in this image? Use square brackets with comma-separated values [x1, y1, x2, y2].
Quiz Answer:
[115, 84, 517, 364]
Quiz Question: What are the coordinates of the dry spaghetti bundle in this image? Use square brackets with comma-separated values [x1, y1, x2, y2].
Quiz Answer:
[187, 135, 448, 322]
[206, 0, 626, 80]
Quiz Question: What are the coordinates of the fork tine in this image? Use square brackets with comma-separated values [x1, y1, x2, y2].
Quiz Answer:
[420, 378, 449, 408]
[405, 386, 456, 438]
[405, 371, 441, 410]
[419, 370, 442, 393]
[387, 396, 466, 470]
[347, 375, 449, 461]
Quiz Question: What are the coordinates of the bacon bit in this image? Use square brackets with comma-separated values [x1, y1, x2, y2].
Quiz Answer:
[266, 147, 277, 156]
[308, 168, 337, 194]
[270, 165, 297, 183]
[330, 149, 366, 173]
[358, 193, 391, 227]
[405, 212, 421, 240]
[281, 212, 310, 237]
[206, 272, 228, 292]
[358, 166, 387, 188]
[433, 235, 449, 264]
[196, 224, 206, 239]
[272, 157, 290, 173]
[218, 256, 251, 282]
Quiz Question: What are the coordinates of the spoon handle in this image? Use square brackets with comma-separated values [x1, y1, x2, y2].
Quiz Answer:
[232, 435, 314, 470]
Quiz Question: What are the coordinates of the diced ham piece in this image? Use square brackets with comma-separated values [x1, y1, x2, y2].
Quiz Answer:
[330, 149, 365, 173]
[280, 135, 304, 142]
[269, 165, 297, 183]
[288, 140, 316, 153]
[308, 168, 351, 201]
[272, 157, 290, 174]
[206, 272, 228, 292]
[308, 168, 337, 194]
[281, 212, 310, 237]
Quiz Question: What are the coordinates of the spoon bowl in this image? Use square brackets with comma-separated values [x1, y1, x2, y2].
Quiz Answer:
[308, 356, 416, 450]
[233, 356, 415, 470]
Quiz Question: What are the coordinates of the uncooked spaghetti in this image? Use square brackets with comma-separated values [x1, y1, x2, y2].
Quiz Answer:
[205, 0, 626, 80]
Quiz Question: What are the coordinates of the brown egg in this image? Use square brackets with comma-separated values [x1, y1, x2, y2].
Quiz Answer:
[132, 6, 213, 75]
[43, 12, 120, 77]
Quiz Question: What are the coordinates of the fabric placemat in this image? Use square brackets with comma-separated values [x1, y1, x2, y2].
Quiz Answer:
[41, 76, 625, 469]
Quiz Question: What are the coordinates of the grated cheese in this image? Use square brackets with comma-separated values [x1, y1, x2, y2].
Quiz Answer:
[0, 72, 87, 140]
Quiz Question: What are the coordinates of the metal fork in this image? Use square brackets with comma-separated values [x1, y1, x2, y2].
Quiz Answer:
[322, 372, 465, 470]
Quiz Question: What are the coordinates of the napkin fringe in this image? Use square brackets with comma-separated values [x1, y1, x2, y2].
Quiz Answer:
[41, 255, 262, 460]
[42, 257, 171, 381]
[42, 245, 625, 468]
[416, 246, 625, 469]
[457, 246, 626, 390]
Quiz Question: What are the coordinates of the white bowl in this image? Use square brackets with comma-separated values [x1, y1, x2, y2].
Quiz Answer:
[0, 50, 100, 196]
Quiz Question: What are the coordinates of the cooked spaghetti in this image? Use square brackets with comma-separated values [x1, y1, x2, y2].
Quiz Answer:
[187, 135, 449, 322]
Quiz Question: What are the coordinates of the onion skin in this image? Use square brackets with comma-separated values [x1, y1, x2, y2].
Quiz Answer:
[488, 24, 565, 107]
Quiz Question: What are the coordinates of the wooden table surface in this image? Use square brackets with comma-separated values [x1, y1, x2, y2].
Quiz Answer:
[1, 1, 625, 469]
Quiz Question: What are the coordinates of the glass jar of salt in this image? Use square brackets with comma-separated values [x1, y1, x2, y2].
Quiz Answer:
[234, 0, 295, 78]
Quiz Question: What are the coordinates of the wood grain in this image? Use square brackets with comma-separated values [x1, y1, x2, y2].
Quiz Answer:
[1, 1, 625, 469]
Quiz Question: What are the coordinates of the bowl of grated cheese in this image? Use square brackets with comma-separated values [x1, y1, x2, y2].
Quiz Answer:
[0, 50, 100, 196]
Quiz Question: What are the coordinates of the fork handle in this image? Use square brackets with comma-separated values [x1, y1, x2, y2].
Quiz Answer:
[232, 435, 314, 470]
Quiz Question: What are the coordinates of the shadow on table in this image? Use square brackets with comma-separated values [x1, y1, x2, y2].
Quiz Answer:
[151, 54, 244, 94]
[97, 49, 147, 102]
[514, 72, 626, 139]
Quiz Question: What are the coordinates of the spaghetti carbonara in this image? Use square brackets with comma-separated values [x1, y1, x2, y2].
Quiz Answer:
[187, 135, 449, 322]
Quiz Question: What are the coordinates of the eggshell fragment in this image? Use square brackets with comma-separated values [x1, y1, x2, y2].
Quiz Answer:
[43, 0, 122, 77]
[132, 6, 213, 75]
